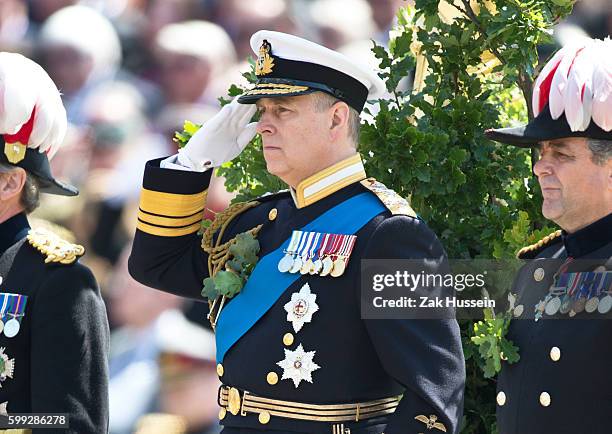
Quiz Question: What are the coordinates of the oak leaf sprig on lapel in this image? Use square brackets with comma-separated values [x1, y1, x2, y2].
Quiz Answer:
[201, 231, 260, 300]
[468, 293, 520, 378]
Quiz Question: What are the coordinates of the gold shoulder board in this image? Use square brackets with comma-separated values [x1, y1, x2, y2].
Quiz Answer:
[360, 178, 417, 218]
[517, 230, 562, 259]
[27, 228, 85, 265]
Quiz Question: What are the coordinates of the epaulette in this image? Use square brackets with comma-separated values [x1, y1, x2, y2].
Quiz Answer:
[26, 228, 85, 265]
[516, 230, 563, 259]
[360, 178, 417, 218]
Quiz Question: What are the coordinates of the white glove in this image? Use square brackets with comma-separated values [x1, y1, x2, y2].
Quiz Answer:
[177, 98, 258, 171]
[0, 52, 67, 159]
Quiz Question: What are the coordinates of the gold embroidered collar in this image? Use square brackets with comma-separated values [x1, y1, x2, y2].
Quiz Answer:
[291, 154, 367, 209]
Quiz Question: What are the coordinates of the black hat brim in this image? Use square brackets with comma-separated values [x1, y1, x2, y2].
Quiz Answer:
[485, 103, 612, 147]
[1, 137, 78, 196]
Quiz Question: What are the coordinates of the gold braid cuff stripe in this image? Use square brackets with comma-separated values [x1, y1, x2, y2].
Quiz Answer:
[139, 188, 207, 218]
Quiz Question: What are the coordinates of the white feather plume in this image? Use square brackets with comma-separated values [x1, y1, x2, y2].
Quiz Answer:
[547, 42, 587, 120]
[534, 37, 611, 132]
[532, 46, 568, 118]
[0, 53, 38, 135]
[564, 46, 596, 131]
[0, 52, 67, 158]
[591, 39, 612, 131]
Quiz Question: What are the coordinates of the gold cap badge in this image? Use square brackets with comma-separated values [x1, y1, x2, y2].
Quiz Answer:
[4, 141, 27, 164]
[255, 40, 275, 76]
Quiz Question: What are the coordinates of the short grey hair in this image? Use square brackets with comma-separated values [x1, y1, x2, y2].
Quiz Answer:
[0, 163, 41, 214]
[588, 139, 612, 165]
[311, 92, 361, 147]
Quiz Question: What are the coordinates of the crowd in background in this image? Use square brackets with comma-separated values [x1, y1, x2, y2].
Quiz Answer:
[0, 1, 610, 433]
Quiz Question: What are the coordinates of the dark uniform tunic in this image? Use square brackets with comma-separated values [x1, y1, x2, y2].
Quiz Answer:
[497, 212, 612, 434]
[0, 213, 110, 434]
[129, 156, 465, 434]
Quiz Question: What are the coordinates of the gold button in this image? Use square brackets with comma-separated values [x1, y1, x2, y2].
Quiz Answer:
[216, 364, 224, 377]
[496, 391, 506, 406]
[258, 411, 271, 424]
[283, 332, 294, 346]
[268, 208, 278, 221]
[533, 267, 545, 282]
[266, 371, 279, 385]
[218, 408, 227, 420]
[539, 392, 551, 407]
[550, 347, 561, 362]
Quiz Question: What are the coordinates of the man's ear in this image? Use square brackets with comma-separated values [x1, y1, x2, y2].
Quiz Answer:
[0, 167, 27, 202]
[329, 101, 350, 139]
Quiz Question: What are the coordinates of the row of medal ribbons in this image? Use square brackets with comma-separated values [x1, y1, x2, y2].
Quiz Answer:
[277, 231, 357, 278]
[538, 270, 612, 318]
[0, 293, 27, 338]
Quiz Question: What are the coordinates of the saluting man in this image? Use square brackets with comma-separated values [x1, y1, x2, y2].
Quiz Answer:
[129, 31, 465, 434]
[486, 37, 612, 434]
[0, 53, 109, 433]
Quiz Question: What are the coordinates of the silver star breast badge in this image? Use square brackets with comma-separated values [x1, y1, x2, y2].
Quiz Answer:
[276, 344, 320, 388]
[284, 283, 319, 333]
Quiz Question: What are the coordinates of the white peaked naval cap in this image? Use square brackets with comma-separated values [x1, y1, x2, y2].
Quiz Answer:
[238, 30, 386, 112]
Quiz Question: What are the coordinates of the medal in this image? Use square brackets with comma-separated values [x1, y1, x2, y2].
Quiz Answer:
[300, 232, 321, 275]
[513, 304, 524, 317]
[3, 318, 19, 338]
[585, 297, 599, 313]
[598, 294, 612, 314]
[300, 259, 314, 275]
[310, 234, 331, 275]
[573, 296, 587, 314]
[278, 254, 294, 273]
[544, 296, 561, 316]
[559, 294, 572, 315]
[292, 232, 313, 274]
[289, 257, 303, 273]
[319, 234, 342, 277]
[310, 259, 323, 275]
[278, 231, 303, 273]
[284, 283, 319, 332]
[276, 344, 320, 388]
[0, 294, 26, 338]
[330, 258, 346, 277]
[320, 256, 334, 277]
[330, 234, 356, 278]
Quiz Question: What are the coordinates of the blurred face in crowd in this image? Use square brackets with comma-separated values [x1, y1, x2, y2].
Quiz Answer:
[367, 0, 404, 30]
[40, 45, 93, 96]
[255, 93, 355, 188]
[159, 52, 211, 104]
[534, 137, 612, 233]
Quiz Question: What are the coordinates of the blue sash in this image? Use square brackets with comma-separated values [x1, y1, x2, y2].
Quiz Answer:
[215, 192, 386, 362]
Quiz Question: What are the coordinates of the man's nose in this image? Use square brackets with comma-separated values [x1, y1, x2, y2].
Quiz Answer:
[533, 154, 553, 178]
[256, 113, 275, 135]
